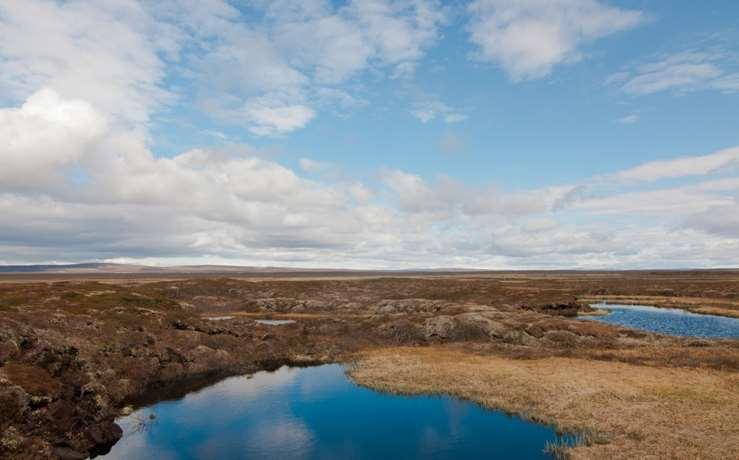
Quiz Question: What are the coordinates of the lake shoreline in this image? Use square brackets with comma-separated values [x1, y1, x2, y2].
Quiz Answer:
[578, 295, 739, 319]
[105, 363, 570, 459]
[349, 346, 739, 459]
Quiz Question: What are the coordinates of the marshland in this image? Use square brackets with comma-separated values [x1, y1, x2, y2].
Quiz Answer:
[1, 270, 737, 459]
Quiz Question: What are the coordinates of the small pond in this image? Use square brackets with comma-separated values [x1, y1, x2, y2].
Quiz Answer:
[255, 319, 296, 325]
[583, 303, 739, 339]
[100, 364, 567, 459]
[205, 316, 234, 321]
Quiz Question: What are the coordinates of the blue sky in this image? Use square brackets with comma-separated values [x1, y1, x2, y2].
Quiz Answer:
[148, 0, 739, 189]
[0, 0, 738, 268]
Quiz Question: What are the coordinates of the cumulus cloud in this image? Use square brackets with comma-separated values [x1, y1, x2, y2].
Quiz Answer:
[189, 0, 447, 135]
[0, 0, 173, 126]
[264, 0, 447, 82]
[0, 88, 107, 187]
[2, 130, 739, 267]
[1, 142, 363, 264]
[347, 0, 447, 73]
[0, 0, 447, 138]
[467, 0, 644, 80]
[609, 51, 739, 95]
[1, 1, 738, 269]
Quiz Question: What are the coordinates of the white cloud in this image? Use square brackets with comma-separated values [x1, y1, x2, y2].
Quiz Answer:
[349, 183, 374, 203]
[617, 114, 639, 124]
[382, 170, 442, 213]
[242, 101, 316, 136]
[467, 0, 644, 80]
[273, 12, 374, 84]
[0, 0, 173, 126]
[1, 91, 738, 269]
[685, 204, 739, 238]
[347, 0, 447, 72]
[570, 186, 735, 216]
[188, 0, 447, 135]
[262, 0, 447, 83]
[0, 88, 107, 187]
[611, 147, 739, 182]
[410, 94, 467, 123]
[610, 51, 739, 95]
[1, 2, 738, 269]
[313, 87, 368, 112]
[379, 169, 559, 217]
[2, 142, 739, 267]
[0, 1, 450, 138]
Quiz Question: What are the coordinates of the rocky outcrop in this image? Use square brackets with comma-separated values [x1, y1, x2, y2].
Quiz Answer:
[0, 310, 343, 459]
[517, 300, 583, 317]
[423, 316, 456, 340]
[423, 312, 540, 345]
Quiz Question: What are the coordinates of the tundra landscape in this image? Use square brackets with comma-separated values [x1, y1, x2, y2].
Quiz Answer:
[1, 268, 737, 459]
[2, 0, 739, 458]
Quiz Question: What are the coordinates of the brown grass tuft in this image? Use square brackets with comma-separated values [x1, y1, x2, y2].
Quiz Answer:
[4, 363, 60, 397]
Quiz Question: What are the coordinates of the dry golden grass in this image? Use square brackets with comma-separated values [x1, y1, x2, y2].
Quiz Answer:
[349, 346, 739, 459]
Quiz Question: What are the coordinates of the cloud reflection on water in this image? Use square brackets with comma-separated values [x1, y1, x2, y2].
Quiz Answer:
[101, 364, 561, 460]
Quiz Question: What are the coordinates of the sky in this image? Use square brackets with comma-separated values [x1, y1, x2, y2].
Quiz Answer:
[1, 0, 738, 269]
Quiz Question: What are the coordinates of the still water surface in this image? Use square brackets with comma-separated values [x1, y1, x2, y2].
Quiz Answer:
[101, 364, 566, 459]
[584, 303, 739, 339]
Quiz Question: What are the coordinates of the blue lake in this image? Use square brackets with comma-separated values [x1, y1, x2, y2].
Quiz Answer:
[583, 303, 739, 339]
[100, 364, 567, 459]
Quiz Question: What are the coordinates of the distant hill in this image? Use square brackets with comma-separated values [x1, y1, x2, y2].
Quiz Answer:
[0, 263, 334, 274]
[0, 262, 492, 275]
[3, 263, 732, 276]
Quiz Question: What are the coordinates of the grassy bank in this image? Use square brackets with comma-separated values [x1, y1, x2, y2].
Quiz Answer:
[349, 346, 739, 459]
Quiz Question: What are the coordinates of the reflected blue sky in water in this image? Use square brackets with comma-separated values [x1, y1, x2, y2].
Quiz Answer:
[102, 364, 563, 459]
[585, 303, 739, 339]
